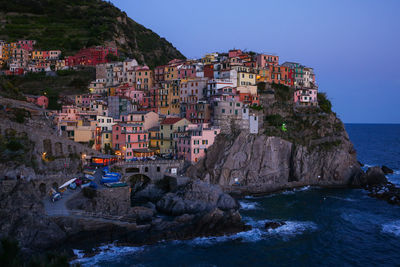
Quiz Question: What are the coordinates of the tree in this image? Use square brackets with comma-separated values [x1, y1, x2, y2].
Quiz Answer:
[317, 92, 332, 113]
[106, 53, 119, 62]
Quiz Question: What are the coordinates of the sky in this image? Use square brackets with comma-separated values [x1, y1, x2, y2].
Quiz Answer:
[110, 0, 400, 123]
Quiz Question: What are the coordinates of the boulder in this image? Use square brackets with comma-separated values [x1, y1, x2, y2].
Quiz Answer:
[365, 167, 388, 186]
[382, 165, 394, 175]
[265, 221, 286, 230]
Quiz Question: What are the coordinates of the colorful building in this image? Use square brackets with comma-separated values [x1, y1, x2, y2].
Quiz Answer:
[112, 123, 149, 160]
[159, 117, 190, 155]
[176, 123, 220, 163]
[65, 46, 117, 66]
[256, 54, 279, 67]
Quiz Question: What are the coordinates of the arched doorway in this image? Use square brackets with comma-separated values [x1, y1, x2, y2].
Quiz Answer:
[129, 174, 152, 206]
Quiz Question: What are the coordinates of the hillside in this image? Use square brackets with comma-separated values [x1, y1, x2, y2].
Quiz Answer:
[0, 0, 185, 68]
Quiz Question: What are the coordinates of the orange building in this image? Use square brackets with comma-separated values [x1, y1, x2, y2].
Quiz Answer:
[135, 66, 153, 90]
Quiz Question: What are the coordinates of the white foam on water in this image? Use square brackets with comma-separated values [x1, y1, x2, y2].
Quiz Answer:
[328, 196, 357, 202]
[382, 221, 400, 237]
[71, 244, 145, 266]
[72, 249, 85, 259]
[266, 221, 318, 240]
[295, 185, 312, 192]
[239, 200, 262, 210]
[183, 218, 318, 246]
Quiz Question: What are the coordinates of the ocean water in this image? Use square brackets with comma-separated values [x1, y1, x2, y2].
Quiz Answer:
[73, 124, 400, 267]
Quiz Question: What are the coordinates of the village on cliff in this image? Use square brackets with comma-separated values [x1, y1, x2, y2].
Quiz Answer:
[0, 41, 319, 164]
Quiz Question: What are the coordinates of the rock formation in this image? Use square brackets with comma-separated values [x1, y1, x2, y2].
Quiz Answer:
[187, 86, 363, 194]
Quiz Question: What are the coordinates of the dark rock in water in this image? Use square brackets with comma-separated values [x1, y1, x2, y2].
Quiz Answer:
[358, 161, 364, 167]
[351, 166, 388, 187]
[365, 167, 388, 186]
[265, 221, 286, 230]
[382, 165, 394, 175]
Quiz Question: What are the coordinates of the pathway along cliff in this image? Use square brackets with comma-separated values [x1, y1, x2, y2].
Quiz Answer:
[187, 84, 363, 194]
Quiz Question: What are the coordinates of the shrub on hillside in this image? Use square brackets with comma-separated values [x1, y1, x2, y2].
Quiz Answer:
[318, 93, 332, 113]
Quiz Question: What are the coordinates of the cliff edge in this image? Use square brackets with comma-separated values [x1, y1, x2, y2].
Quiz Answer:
[188, 85, 362, 194]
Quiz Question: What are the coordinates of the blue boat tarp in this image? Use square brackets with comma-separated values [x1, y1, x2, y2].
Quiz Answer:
[101, 176, 119, 184]
[89, 181, 98, 189]
[103, 172, 121, 178]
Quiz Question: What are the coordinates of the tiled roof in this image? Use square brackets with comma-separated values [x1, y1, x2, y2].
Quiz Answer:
[161, 117, 183, 125]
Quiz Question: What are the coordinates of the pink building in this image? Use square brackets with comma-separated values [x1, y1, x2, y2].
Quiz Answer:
[26, 95, 48, 109]
[256, 54, 279, 68]
[112, 123, 149, 160]
[229, 49, 242, 58]
[17, 40, 36, 51]
[294, 88, 318, 107]
[176, 123, 220, 163]
[177, 64, 197, 79]
[185, 102, 211, 124]
[127, 90, 145, 104]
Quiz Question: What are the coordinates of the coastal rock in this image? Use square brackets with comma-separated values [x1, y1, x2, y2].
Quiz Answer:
[188, 131, 362, 194]
[382, 165, 394, 175]
[365, 167, 388, 186]
[0, 181, 66, 250]
[265, 221, 286, 230]
[156, 180, 239, 216]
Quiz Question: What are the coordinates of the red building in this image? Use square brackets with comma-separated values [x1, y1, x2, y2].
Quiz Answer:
[65, 46, 118, 66]
[203, 64, 214, 79]
[17, 40, 36, 51]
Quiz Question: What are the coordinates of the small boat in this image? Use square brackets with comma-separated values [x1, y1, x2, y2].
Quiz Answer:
[104, 182, 128, 188]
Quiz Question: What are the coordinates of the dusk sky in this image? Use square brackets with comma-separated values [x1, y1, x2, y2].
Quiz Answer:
[110, 0, 400, 123]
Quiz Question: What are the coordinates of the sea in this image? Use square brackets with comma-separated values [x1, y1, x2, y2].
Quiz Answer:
[72, 124, 400, 267]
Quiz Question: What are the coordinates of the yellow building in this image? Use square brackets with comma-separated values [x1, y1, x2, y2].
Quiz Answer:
[148, 126, 161, 154]
[257, 68, 271, 83]
[135, 67, 153, 90]
[159, 81, 180, 116]
[234, 66, 256, 86]
[74, 120, 98, 144]
[201, 53, 217, 64]
[31, 50, 43, 60]
[101, 131, 113, 152]
[159, 117, 190, 154]
[1, 43, 13, 61]
[164, 65, 178, 81]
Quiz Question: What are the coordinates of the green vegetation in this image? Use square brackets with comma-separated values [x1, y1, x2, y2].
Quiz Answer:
[317, 92, 332, 113]
[272, 83, 293, 102]
[0, 69, 95, 106]
[249, 105, 263, 111]
[0, 0, 185, 67]
[0, 130, 35, 165]
[10, 108, 31, 123]
[265, 114, 284, 127]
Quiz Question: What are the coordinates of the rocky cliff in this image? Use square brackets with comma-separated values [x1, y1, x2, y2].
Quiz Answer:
[188, 85, 362, 194]
[0, 97, 100, 180]
[0, 176, 246, 255]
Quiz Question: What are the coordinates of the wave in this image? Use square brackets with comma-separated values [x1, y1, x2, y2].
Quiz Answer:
[186, 218, 317, 246]
[328, 196, 357, 202]
[239, 200, 262, 210]
[71, 244, 145, 266]
[382, 221, 400, 237]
